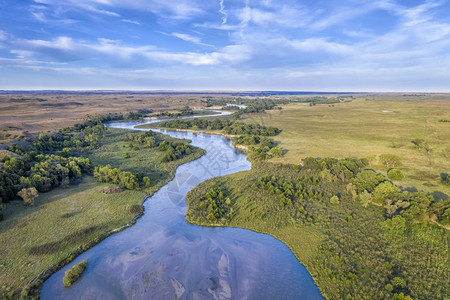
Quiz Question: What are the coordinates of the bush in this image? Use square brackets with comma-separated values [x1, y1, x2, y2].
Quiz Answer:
[441, 173, 450, 185]
[330, 195, 340, 204]
[388, 169, 405, 181]
[17, 187, 39, 206]
[380, 154, 402, 168]
[130, 204, 144, 215]
[63, 260, 88, 287]
[101, 186, 123, 194]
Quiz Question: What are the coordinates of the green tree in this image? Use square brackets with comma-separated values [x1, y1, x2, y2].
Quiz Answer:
[350, 170, 385, 193]
[330, 195, 340, 204]
[391, 277, 406, 289]
[17, 187, 39, 206]
[388, 169, 405, 181]
[143, 176, 151, 188]
[269, 146, 282, 157]
[372, 181, 400, 204]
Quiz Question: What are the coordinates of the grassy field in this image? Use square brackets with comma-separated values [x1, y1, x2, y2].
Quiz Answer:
[0, 127, 204, 297]
[241, 97, 450, 194]
[0, 176, 146, 295]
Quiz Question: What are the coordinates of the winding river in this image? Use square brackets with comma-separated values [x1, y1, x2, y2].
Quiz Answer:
[41, 112, 323, 300]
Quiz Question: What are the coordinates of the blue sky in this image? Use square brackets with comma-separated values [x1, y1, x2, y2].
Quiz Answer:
[0, 0, 449, 91]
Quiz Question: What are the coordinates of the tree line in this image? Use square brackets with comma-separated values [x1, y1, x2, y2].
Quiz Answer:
[0, 112, 158, 217]
[0, 121, 105, 210]
[156, 119, 281, 136]
[124, 131, 195, 163]
[93, 165, 150, 190]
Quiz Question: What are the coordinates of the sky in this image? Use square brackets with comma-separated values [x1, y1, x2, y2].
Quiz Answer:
[0, 0, 450, 91]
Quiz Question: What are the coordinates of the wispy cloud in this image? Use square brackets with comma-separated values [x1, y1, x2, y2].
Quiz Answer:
[1, 0, 450, 91]
[219, 0, 227, 24]
[3, 34, 249, 67]
[32, 0, 204, 20]
[171, 33, 202, 44]
[121, 19, 140, 25]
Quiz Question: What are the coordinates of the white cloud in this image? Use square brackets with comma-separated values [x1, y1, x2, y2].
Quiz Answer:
[33, 0, 203, 20]
[4, 34, 250, 67]
[121, 19, 140, 25]
[171, 33, 202, 44]
[219, 0, 227, 24]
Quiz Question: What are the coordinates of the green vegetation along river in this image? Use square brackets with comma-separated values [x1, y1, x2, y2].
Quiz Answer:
[40, 117, 323, 299]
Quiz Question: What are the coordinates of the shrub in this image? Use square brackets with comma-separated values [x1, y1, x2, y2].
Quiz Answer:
[63, 260, 88, 287]
[101, 186, 123, 194]
[330, 195, 340, 204]
[130, 204, 144, 215]
[441, 173, 450, 185]
[17, 187, 39, 206]
[388, 169, 405, 181]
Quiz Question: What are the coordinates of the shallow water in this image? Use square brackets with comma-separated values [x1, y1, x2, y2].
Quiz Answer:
[41, 114, 323, 300]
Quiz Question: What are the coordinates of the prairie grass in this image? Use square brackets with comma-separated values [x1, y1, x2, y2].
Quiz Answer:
[241, 98, 450, 194]
[0, 176, 146, 294]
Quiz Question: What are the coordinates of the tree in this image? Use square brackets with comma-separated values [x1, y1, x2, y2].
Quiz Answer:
[372, 182, 400, 204]
[67, 161, 82, 179]
[358, 191, 372, 207]
[388, 169, 405, 181]
[269, 146, 282, 157]
[391, 277, 406, 290]
[17, 187, 39, 206]
[143, 176, 151, 188]
[350, 170, 385, 193]
[330, 195, 340, 204]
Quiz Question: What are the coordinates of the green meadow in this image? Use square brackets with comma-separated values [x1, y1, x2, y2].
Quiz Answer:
[242, 97, 450, 194]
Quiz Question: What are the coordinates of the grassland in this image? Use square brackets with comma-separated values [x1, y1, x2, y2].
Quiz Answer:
[0, 127, 204, 297]
[241, 97, 450, 194]
[0, 92, 207, 138]
[0, 176, 146, 296]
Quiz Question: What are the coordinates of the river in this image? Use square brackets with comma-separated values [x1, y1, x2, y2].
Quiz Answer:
[41, 112, 323, 300]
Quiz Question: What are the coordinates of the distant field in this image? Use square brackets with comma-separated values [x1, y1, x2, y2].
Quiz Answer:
[242, 97, 450, 194]
[0, 93, 208, 137]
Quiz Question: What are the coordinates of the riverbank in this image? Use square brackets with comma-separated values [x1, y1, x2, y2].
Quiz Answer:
[0, 128, 205, 298]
